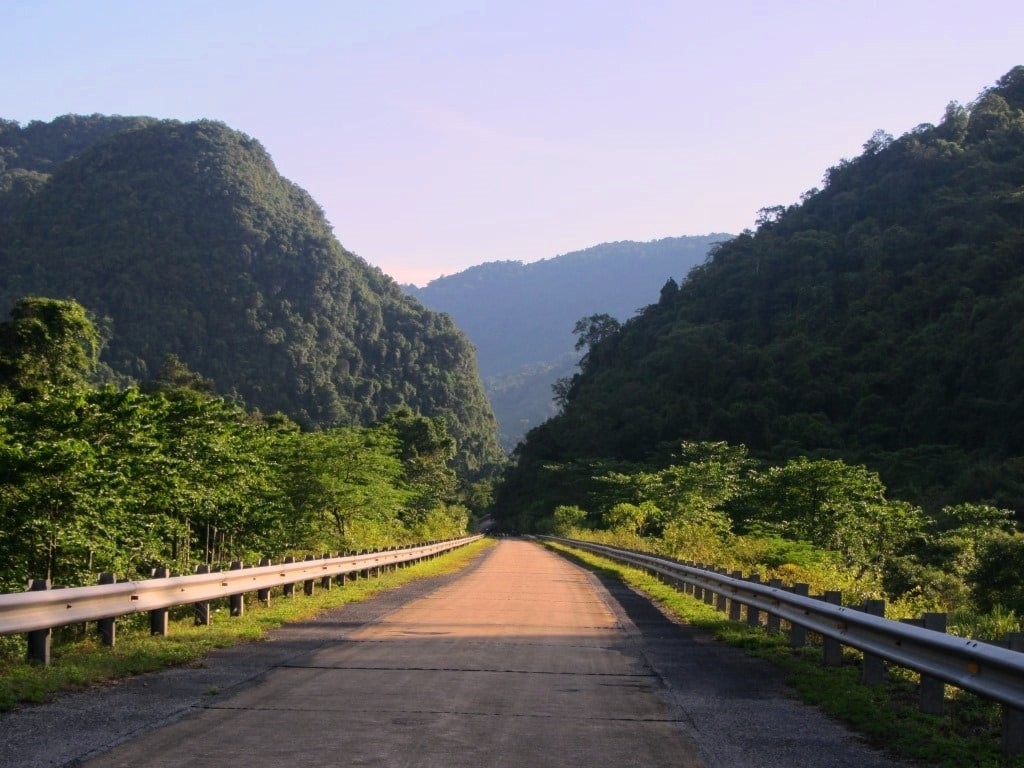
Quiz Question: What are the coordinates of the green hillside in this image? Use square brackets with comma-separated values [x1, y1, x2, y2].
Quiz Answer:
[0, 117, 502, 477]
[500, 66, 1024, 518]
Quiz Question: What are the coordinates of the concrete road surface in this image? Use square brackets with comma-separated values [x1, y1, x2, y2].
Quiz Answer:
[84, 539, 705, 767]
[3, 540, 900, 767]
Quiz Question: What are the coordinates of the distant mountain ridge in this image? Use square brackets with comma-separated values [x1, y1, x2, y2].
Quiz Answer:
[406, 235, 729, 448]
[0, 116, 503, 476]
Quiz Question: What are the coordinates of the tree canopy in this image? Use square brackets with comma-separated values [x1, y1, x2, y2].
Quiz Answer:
[0, 301, 474, 591]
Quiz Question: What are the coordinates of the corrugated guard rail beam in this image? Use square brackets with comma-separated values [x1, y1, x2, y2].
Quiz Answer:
[0, 535, 483, 638]
[540, 535, 1024, 754]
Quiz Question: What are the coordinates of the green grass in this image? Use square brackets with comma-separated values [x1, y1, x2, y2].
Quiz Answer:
[544, 540, 1024, 768]
[0, 538, 494, 711]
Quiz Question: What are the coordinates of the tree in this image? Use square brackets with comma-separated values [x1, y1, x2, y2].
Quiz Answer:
[598, 442, 750, 536]
[551, 374, 577, 410]
[658, 278, 680, 305]
[862, 129, 894, 155]
[572, 313, 621, 353]
[552, 504, 587, 535]
[0, 298, 100, 397]
[282, 426, 409, 550]
[142, 353, 215, 393]
[970, 532, 1024, 614]
[602, 501, 660, 537]
[383, 406, 458, 519]
[734, 457, 925, 576]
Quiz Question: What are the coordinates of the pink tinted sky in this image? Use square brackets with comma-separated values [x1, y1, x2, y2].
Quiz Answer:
[4, 1, 1022, 285]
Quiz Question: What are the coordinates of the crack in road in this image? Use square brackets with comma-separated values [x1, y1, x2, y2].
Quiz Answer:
[201, 703, 687, 723]
[275, 664, 658, 676]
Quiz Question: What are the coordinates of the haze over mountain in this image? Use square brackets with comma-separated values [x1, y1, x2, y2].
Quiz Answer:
[406, 235, 728, 448]
[498, 66, 1024, 523]
[0, 116, 503, 476]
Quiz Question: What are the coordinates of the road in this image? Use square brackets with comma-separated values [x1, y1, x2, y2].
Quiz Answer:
[2, 539, 900, 767]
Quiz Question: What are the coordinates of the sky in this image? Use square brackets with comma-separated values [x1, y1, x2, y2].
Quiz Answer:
[3, 1, 1022, 286]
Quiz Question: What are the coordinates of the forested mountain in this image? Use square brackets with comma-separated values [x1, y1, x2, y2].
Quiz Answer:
[0, 117, 502, 477]
[407, 236, 727, 448]
[500, 66, 1024, 519]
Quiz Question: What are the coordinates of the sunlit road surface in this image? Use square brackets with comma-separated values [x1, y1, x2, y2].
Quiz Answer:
[88, 540, 704, 767]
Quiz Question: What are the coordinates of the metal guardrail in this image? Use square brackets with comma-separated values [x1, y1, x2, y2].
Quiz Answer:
[542, 535, 1024, 753]
[0, 536, 483, 637]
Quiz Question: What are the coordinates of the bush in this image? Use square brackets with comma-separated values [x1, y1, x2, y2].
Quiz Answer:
[970, 532, 1024, 614]
[551, 505, 587, 536]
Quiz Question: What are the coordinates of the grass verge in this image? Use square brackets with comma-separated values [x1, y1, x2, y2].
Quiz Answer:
[0, 538, 494, 712]
[544, 540, 1024, 768]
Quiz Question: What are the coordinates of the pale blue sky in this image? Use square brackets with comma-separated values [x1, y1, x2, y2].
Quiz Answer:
[4, 1, 1022, 284]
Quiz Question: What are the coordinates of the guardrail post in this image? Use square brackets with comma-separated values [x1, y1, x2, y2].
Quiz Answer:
[1003, 633, 1024, 754]
[230, 562, 245, 616]
[693, 564, 705, 601]
[283, 556, 296, 597]
[789, 583, 809, 647]
[360, 550, 371, 579]
[26, 578, 51, 665]
[321, 553, 333, 590]
[97, 573, 116, 646]
[349, 552, 360, 578]
[861, 599, 887, 684]
[747, 574, 762, 627]
[822, 591, 843, 666]
[150, 567, 170, 636]
[258, 558, 272, 605]
[194, 564, 211, 625]
[729, 571, 743, 621]
[715, 569, 728, 612]
[703, 570, 716, 606]
[303, 555, 316, 596]
[766, 579, 782, 633]
[919, 612, 946, 714]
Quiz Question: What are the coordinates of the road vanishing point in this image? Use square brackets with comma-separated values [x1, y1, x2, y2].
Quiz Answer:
[2, 540, 900, 767]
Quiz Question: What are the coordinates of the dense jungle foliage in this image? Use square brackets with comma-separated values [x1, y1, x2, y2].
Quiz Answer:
[0, 117, 503, 478]
[501, 66, 1024, 515]
[0, 298, 474, 593]
[517, 441, 1024, 627]
[494, 68, 1024, 627]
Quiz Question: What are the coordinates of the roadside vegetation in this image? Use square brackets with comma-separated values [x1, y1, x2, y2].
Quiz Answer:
[0, 298, 484, 595]
[546, 541, 1024, 768]
[524, 441, 1022, 638]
